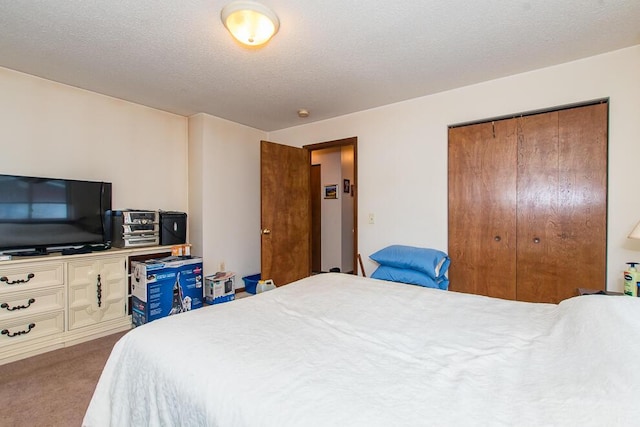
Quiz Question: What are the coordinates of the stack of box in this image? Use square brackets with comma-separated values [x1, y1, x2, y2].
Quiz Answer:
[131, 256, 204, 327]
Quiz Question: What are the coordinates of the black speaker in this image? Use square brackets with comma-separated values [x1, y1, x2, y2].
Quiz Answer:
[159, 211, 187, 245]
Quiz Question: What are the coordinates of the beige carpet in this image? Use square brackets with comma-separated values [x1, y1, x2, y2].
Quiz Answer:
[0, 331, 127, 427]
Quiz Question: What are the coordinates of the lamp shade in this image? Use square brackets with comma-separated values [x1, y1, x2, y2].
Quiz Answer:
[628, 221, 640, 239]
[221, 1, 279, 47]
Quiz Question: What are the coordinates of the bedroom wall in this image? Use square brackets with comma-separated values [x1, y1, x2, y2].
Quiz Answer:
[0, 66, 189, 213]
[2, 45, 639, 293]
[269, 45, 640, 292]
[188, 113, 265, 284]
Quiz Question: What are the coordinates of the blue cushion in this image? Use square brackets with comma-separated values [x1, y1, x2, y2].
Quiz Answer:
[371, 265, 448, 290]
[369, 245, 450, 279]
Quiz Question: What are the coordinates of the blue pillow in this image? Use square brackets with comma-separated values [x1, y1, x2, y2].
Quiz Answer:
[371, 265, 448, 290]
[369, 245, 450, 279]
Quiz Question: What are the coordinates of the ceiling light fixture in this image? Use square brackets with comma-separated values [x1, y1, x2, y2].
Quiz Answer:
[297, 109, 310, 118]
[221, 1, 279, 47]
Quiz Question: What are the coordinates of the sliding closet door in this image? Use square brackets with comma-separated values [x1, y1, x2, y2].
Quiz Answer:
[516, 104, 607, 303]
[448, 119, 518, 299]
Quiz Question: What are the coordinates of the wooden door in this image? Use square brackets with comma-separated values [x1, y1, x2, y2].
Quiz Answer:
[261, 140, 311, 286]
[515, 111, 560, 302]
[516, 104, 607, 303]
[448, 119, 518, 299]
[557, 104, 607, 296]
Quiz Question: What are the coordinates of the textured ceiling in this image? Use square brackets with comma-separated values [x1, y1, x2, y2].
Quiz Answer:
[0, 1, 639, 131]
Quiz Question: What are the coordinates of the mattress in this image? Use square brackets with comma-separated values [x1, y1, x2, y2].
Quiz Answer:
[83, 273, 640, 426]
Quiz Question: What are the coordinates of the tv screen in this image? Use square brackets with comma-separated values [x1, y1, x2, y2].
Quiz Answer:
[0, 174, 112, 253]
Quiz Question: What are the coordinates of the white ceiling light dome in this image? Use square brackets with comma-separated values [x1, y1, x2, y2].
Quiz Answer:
[221, 1, 280, 47]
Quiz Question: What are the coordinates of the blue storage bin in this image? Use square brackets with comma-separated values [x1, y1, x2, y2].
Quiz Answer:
[242, 274, 261, 294]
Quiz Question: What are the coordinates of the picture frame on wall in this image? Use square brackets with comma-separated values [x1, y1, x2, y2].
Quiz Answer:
[343, 179, 350, 194]
[324, 184, 338, 199]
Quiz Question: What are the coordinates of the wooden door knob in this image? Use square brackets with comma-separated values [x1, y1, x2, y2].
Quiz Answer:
[494, 236, 501, 242]
[533, 237, 541, 243]
[261, 228, 271, 235]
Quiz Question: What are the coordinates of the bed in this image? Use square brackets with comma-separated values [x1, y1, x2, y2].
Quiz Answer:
[83, 273, 640, 426]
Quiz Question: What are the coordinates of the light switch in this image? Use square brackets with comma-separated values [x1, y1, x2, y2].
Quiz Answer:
[368, 213, 375, 224]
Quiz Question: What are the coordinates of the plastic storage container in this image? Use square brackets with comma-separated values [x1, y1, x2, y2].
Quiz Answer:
[243, 274, 261, 294]
[624, 262, 640, 297]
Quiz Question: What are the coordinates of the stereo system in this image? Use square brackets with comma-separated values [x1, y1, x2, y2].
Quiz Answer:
[109, 210, 160, 248]
[108, 210, 188, 248]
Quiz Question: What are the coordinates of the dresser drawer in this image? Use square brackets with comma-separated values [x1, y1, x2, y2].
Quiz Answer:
[0, 262, 64, 293]
[0, 310, 64, 348]
[0, 287, 65, 321]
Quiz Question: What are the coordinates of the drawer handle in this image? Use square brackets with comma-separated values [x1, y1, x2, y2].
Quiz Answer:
[1, 298, 36, 311]
[2, 323, 36, 338]
[96, 274, 102, 308]
[0, 273, 36, 285]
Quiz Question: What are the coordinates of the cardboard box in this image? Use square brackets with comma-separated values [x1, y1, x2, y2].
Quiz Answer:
[205, 272, 236, 305]
[131, 256, 204, 327]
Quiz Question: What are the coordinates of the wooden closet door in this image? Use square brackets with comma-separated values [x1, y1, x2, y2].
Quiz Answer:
[515, 111, 561, 302]
[557, 104, 607, 296]
[448, 119, 518, 299]
[516, 104, 607, 303]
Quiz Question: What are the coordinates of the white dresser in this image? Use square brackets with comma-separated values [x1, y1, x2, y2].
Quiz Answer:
[0, 246, 172, 365]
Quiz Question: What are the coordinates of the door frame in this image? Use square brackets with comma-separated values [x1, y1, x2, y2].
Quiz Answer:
[304, 137, 358, 275]
[310, 163, 322, 273]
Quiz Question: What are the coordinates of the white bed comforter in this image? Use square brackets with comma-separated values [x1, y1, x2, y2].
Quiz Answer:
[83, 273, 640, 427]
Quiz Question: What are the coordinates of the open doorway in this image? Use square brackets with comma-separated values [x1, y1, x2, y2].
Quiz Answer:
[304, 137, 357, 275]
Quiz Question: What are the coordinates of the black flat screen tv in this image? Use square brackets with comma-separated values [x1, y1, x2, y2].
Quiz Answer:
[0, 174, 112, 255]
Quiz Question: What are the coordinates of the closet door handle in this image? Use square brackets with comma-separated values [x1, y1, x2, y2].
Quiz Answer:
[494, 236, 501, 242]
[533, 237, 541, 244]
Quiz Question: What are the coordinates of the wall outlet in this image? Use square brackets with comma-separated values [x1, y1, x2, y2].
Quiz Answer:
[219, 261, 225, 272]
